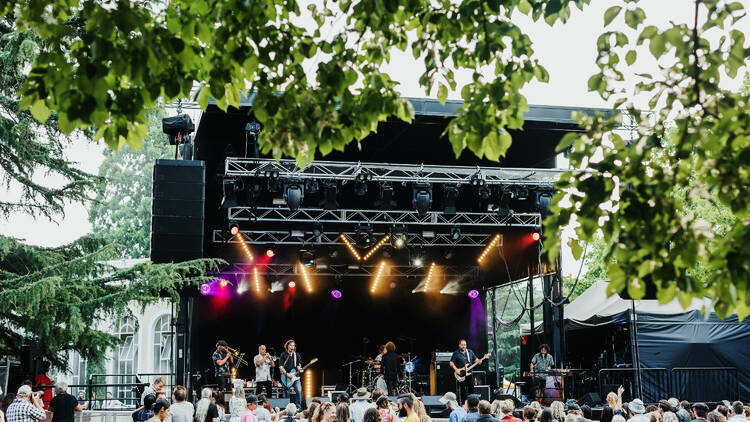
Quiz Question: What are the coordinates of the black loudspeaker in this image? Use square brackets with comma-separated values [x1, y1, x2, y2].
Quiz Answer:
[150, 160, 205, 264]
[268, 398, 291, 409]
[20, 345, 41, 376]
[422, 396, 450, 418]
[472, 371, 487, 386]
[578, 392, 602, 407]
[474, 385, 490, 401]
[434, 361, 456, 395]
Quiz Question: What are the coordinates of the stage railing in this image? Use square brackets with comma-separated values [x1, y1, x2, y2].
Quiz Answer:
[598, 367, 670, 403]
[670, 367, 738, 403]
[64, 372, 174, 410]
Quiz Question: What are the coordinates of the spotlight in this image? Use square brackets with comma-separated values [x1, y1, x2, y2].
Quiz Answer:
[468, 289, 480, 299]
[237, 279, 249, 294]
[412, 183, 432, 216]
[340, 234, 362, 261]
[320, 182, 339, 210]
[411, 247, 425, 267]
[477, 234, 501, 264]
[305, 179, 319, 194]
[266, 172, 281, 192]
[450, 226, 461, 241]
[229, 220, 240, 237]
[532, 232, 541, 241]
[370, 261, 387, 293]
[222, 177, 239, 209]
[200, 283, 210, 295]
[391, 225, 407, 249]
[363, 235, 390, 261]
[354, 173, 371, 196]
[477, 185, 491, 200]
[237, 232, 254, 262]
[331, 289, 342, 299]
[288, 280, 296, 289]
[266, 249, 275, 258]
[271, 281, 284, 293]
[356, 224, 373, 247]
[299, 249, 315, 267]
[443, 185, 459, 214]
[253, 266, 262, 293]
[470, 174, 485, 186]
[299, 263, 313, 292]
[219, 279, 229, 288]
[413, 257, 423, 267]
[537, 190, 552, 218]
[494, 187, 513, 217]
[423, 262, 436, 292]
[376, 182, 397, 210]
[517, 186, 529, 201]
[244, 121, 261, 157]
[283, 179, 304, 211]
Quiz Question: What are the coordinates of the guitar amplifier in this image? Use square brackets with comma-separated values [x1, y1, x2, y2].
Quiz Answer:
[474, 385, 490, 401]
[434, 353, 456, 394]
[472, 370, 487, 386]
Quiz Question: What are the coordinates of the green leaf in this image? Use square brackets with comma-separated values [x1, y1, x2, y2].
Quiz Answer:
[624, 8, 645, 29]
[30, 100, 51, 123]
[518, 0, 531, 15]
[570, 239, 583, 260]
[638, 25, 659, 45]
[437, 84, 448, 104]
[657, 282, 677, 304]
[603, 6, 622, 27]
[625, 50, 637, 65]
[649, 33, 666, 58]
[627, 277, 646, 300]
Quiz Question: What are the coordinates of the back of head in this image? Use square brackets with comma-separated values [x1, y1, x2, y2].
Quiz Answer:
[581, 405, 592, 419]
[612, 416, 626, 422]
[606, 393, 618, 409]
[377, 396, 389, 409]
[550, 401, 565, 420]
[467, 394, 480, 410]
[659, 401, 672, 413]
[693, 403, 710, 419]
[501, 400, 515, 415]
[337, 403, 350, 422]
[565, 414, 578, 422]
[153, 399, 171, 414]
[364, 408, 380, 422]
[285, 403, 297, 416]
[716, 406, 728, 419]
[523, 407, 538, 421]
[708, 412, 727, 422]
[173, 386, 186, 402]
[372, 388, 385, 403]
[413, 399, 428, 422]
[601, 406, 614, 422]
[540, 409, 554, 422]
[663, 411, 679, 422]
[154, 377, 167, 387]
[55, 380, 68, 393]
[201, 388, 212, 400]
[731, 402, 744, 417]
[478, 401, 492, 416]
[680, 402, 691, 412]
[144, 394, 157, 410]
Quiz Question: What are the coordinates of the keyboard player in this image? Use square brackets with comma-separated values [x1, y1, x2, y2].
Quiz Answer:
[530, 344, 554, 399]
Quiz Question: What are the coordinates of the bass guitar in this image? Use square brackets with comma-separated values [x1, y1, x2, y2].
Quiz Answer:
[281, 358, 319, 388]
[455, 353, 491, 382]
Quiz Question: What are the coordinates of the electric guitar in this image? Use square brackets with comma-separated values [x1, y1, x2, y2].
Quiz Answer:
[281, 358, 318, 388]
[455, 353, 491, 382]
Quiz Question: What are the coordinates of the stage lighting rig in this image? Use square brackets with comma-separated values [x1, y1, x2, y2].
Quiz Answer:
[477, 234, 501, 264]
[537, 190, 552, 217]
[162, 114, 195, 159]
[391, 225, 407, 249]
[412, 183, 432, 216]
[229, 220, 240, 236]
[516, 186, 529, 201]
[411, 247, 426, 267]
[283, 179, 304, 211]
[299, 249, 315, 267]
[319, 182, 339, 210]
[356, 224, 373, 247]
[494, 187, 513, 217]
[244, 121, 262, 158]
[354, 172, 372, 196]
[221, 177, 240, 209]
[376, 182, 397, 210]
[340, 234, 362, 261]
[470, 173, 485, 187]
[363, 235, 390, 261]
[450, 226, 461, 241]
[443, 185, 459, 214]
[305, 179, 320, 194]
[370, 261, 387, 293]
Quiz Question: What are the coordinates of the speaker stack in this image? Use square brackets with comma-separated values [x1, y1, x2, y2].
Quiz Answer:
[150, 159, 205, 264]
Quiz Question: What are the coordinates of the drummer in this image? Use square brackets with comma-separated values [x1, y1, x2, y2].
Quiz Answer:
[374, 345, 386, 366]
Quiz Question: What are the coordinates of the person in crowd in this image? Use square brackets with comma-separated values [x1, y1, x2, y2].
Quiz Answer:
[580, 405, 593, 422]
[142, 378, 167, 406]
[195, 388, 219, 422]
[674, 402, 691, 422]
[412, 397, 430, 422]
[692, 404, 710, 422]
[491, 401, 503, 419]
[716, 408, 729, 420]
[228, 387, 247, 422]
[169, 386, 194, 422]
[612, 416, 626, 422]
[6, 385, 46, 422]
[33, 362, 53, 410]
[301, 403, 320, 422]
[48, 381, 82, 422]
[255, 396, 272, 422]
[606, 388, 626, 417]
[549, 402, 565, 422]
[440, 392, 465, 422]
[86, 391, 99, 410]
[133, 394, 157, 422]
[539, 409, 554, 422]
[646, 406, 659, 415]
[627, 400, 649, 422]
[350, 388, 375, 422]
[744, 407, 750, 419]
[381, 343, 402, 396]
[476, 401, 500, 422]
[317, 402, 337, 422]
[708, 413, 726, 422]
[566, 403, 582, 418]
[377, 396, 398, 422]
[2, 393, 17, 418]
[364, 408, 380, 422]
[371, 390, 386, 404]
[75, 392, 86, 407]
[522, 408, 537, 422]
[600, 406, 615, 422]
[529, 403, 543, 420]
[276, 404, 297, 422]
[337, 403, 352, 422]
[664, 412, 679, 422]
[500, 400, 520, 422]
[240, 395, 258, 422]
[214, 391, 227, 422]
[729, 402, 746, 422]
[659, 402, 672, 415]
[462, 395, 481, 422]
[397, 396, 418, 422]
[565, 414, 579, 422]
[148, 400, 171, 422]
[649, 412, 662, 422]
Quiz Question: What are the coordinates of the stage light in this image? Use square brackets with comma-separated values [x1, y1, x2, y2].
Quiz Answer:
[495, 187, 513, 217]
[370, 261, 387, 293]
[305, 179, 319, 194]
[288, 280, 296, 289]
[299, 250, 315, 267]
[320, 182, 339, 210]
[478, 185, 491, 200]
[237, 233, 254, 262]
[237, 279, 248, 294]
[266, 249, 275, 258]
[222, 177, 239, 209]
[200, 283, 210, 295]
[304, 369, 313, 398]
[393, 235, 405, 249]
[253, 266, 262, 293]
[283, 179, 304, 211]
[443, 185, 459, 214]
[516, 186, 529, 201]
[423, 262, 436, 292]
[271, 281, 284, 293]
[537, 190, 552, 217]
[299, 263, 313, 292]
[354, 173, 370, 196]
[219, 279, 229, 288]
[376, 182, 396, 210]
[477, 234, 501, 264]
[340, 234, 362, 261]
[229, 220, 240, 237]
[413, 257, 423, 267]
[422, 230, 435, 238]
[468, 289, 479, 299]
[412, 183, 432, 216]
[363, 235, 390, 261]
[331, 289, 342, 299]
[450, 226, 461, 240]
[470, 174, 485, 186]
[532, 232, 541, 241]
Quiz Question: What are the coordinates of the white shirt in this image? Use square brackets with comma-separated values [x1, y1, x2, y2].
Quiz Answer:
[254, 407, 272, 422]
[170, 401, 195, 422]
[627, 415, 650, 422]
[349, 401, 376, 422]
[254, 354, 272, 382]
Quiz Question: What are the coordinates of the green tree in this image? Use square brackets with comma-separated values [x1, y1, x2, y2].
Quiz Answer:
[88, 105, 171, 258]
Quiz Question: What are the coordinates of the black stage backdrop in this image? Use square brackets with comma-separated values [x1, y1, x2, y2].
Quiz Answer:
[190, 278, 487, 393]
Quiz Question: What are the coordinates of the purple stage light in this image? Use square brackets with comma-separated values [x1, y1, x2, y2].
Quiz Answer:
[468, 289, 479, 299]
[200, 283, 210, 295]
[331, 289, 342, 299]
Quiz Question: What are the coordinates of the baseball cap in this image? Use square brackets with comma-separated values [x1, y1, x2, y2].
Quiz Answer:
[17, 385, 32, 397]
[467, 394, 480, 408]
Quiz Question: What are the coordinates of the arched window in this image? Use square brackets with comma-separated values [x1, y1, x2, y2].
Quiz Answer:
[152, 314, 173, 374]
[112, 316, 138, 404]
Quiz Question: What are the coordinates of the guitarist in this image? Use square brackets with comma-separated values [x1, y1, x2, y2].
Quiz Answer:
[449, 339, 481, 404]
[278, 339, 303, 408]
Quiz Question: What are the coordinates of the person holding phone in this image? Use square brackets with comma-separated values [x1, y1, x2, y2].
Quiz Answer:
[5, 385, 46, 422]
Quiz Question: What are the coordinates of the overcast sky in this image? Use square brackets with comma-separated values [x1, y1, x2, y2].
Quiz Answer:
[1, 1, 748, 276]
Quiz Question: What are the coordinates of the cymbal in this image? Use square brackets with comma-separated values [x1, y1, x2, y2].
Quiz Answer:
[364, 360, 376, 365]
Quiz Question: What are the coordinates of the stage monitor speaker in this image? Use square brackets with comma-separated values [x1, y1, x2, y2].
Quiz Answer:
[268, 398, 290, 409]
[474, 385, 490, 401]
[422, 396, 450, 418]
[150, 159, 205, 265]
[578, 392, 602, 407]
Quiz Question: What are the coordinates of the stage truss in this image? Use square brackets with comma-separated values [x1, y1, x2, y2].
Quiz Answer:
[213, 230, 504, 247]
[219, 262, 480, 279]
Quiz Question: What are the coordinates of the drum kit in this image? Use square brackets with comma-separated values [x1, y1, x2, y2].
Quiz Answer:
[342, 353, 418, 394]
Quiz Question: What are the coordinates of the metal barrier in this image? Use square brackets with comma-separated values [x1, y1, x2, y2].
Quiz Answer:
[598, 367, 670, 403]
[64, 372, 173, 410]
[670, 367, 738, 403]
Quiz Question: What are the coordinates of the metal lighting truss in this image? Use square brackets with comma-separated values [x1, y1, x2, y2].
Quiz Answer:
[213, 230, 503, 247]
[226, 206, 542, 227]
[219, 262, 480, 279]
[225, 158, 562, 186]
